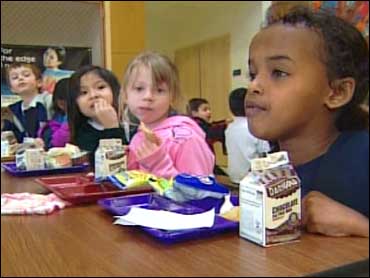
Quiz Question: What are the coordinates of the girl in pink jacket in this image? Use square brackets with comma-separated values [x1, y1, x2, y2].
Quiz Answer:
[119, 52, 215, 179]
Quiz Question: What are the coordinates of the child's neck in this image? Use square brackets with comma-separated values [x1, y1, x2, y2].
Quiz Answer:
[144, 114, 170, 130]
[21, 90, 39, 108]
[145, 121, 161, 130]
[278, 126, 340, 166]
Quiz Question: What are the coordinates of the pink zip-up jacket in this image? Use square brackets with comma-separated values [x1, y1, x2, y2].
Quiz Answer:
[128, 116, 215, 179]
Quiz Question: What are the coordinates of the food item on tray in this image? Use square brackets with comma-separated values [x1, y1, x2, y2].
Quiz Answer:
[139, 122, 161, 145]
[220, 206, 240, 222]
[46, 152, 72, 168]
[71, 151, 89, 166]
[46, 144, 83, 168]
[1, 131, 17, 145]
[1, 131, 18, 156]
[13, 143, 88, 170]
[15, 144, 45, 170]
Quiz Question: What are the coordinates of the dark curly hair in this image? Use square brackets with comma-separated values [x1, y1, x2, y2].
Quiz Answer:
[266, 6, 369, 131]
[229, 88, 247, 117]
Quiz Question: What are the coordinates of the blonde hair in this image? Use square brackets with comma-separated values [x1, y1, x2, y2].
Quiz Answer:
[119, 51, 183, 123]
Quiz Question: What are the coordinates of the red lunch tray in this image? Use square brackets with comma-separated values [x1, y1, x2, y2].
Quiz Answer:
[35, 175, 153, 204]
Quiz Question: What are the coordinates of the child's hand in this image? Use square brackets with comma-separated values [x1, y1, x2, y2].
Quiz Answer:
[135, 138, 160, 161]
[93, 99, 119, 129]
[139, 122, 161, 145]
[302, 191, 369, 237]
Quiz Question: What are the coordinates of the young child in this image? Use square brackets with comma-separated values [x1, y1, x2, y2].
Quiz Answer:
[187, 98, 229, 175]
[37, 78, 70, 149]
[2, 63, 48, 143]
[225, 88, 270, 184]
[187, 98, 228, 153]
[246, 7, 369, 237]
[119, 52, 215, 179]
[67, 65, 127, 161]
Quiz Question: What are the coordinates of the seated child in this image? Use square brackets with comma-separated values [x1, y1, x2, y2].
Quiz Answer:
[187, 98, 229, 175]
[2, 63, 47, 143]
[119, 51, 215, 179]
[225, 88, 270, 183]
[38, 78, 70, 149]
[246, 6, 369, 237]
[67, 65, 127, 163]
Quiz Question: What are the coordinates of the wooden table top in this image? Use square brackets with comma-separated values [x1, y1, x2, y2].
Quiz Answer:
[1, 169, 369, 277]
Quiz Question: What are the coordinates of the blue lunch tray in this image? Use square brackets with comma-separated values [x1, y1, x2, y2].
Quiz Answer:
[98, 193, 239, 243]
[1, 162, 89, 177]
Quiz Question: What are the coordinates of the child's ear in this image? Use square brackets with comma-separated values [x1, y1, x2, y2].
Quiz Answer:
[324, 77, 355, 109]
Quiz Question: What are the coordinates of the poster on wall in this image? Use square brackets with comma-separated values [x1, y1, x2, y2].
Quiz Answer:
[267, 2, 369, 43]
[311, 1, 369, 41]
[1, 44, 92, 106]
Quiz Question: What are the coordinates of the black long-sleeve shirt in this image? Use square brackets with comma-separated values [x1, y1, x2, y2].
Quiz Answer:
[75, 122, 128, 164]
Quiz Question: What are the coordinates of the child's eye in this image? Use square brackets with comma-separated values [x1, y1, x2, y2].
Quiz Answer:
[272, 70, 289, 79]
[97, 85, 106, 90]
[249, 72, 256, 81]
[79, 90, 88, 96]
[157, 88, 167, 94]
[135, 86, 144, 92]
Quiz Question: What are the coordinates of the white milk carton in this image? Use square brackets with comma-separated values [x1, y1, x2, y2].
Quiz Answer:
[1, 131, 17, 157]
[1, 140, 9, 157]
[95, 139, 127, 182]
[25, 148, 45, 170]
[239, 151, 301, 247]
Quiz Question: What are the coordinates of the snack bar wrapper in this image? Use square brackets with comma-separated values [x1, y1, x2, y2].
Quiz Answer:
[164, 174, 230, 202]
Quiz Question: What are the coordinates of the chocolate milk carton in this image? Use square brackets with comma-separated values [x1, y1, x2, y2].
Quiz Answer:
[95, 139, 127, 182]
[239, 151, 301, 247]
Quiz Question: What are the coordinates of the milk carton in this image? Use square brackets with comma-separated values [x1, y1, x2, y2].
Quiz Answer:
[239, 151, 301, 247]
[16, 148, 45, 170]
[1, 140, 9, 157]
[95, 139, 127, 182]
[1, 131, 17, 156]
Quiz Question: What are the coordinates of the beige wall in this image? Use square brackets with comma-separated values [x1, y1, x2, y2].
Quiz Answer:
[145, 1, 264, 91]
[104, 1, 145, 80]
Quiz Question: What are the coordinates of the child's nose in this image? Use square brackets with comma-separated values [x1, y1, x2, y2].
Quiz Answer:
[89, 89, 100, 99]
[143, 88, 154, 99]
[249, 77, 264, 95]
